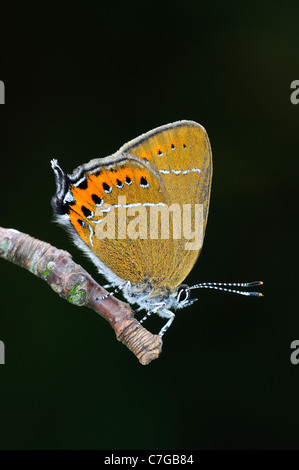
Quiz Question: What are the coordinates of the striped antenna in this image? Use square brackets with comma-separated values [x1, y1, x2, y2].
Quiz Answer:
[189, 281, 263, 297]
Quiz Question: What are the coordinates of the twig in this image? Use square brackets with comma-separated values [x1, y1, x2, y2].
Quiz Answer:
[0, 227, 162, 365]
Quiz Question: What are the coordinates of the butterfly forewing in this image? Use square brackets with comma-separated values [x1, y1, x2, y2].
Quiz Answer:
[62, 158, 175, 286]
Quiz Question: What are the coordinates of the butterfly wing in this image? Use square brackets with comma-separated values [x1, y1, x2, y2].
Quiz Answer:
[52, 121, 212, 292]
[52, 156, 176, 288]
[120, 120, 212, 287]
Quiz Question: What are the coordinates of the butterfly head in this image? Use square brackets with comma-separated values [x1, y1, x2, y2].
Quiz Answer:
[169, 280, 264, 311]
[172, 284, 198, 310]
[152, 280, 264, 312]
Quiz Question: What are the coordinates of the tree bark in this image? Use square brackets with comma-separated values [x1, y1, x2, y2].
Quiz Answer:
[0, 227, 162, 365]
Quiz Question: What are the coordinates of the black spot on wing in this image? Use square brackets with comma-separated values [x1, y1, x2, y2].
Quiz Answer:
[81, 205, 92, 218]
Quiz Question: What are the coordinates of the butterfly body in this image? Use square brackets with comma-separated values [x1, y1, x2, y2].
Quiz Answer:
[52, 120, 212, 335]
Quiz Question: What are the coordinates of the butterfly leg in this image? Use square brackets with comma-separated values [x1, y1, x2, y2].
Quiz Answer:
[140, 306, 175, 336]
[139, 302, 166, 325]
[158, 310, 175, 337]
[139, 310, 154, 324]
[96, 281, 129, 301]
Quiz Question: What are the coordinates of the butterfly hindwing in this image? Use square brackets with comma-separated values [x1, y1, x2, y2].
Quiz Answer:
[119, 121, 212, 286]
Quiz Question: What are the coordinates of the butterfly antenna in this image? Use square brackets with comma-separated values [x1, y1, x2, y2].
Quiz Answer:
[190, 281, 263, 297]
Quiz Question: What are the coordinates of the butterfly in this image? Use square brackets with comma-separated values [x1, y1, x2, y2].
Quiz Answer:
[51, 120, 262, 336]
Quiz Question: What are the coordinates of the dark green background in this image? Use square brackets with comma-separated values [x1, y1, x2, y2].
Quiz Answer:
[0, 1, 298, 450]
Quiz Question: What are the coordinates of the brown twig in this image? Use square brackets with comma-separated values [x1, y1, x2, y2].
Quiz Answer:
[0, 227, 162, 365]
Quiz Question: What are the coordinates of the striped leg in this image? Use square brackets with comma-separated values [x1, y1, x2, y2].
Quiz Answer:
[96, 284, 125, 301]
[96, 281, 130, 301]
[139, 310, 154, 324]
[158, 311, 175, 337]
[140, 303, 167, 328]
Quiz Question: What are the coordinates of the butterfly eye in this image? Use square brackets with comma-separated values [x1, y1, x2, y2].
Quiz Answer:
[176, 285, 190, 303]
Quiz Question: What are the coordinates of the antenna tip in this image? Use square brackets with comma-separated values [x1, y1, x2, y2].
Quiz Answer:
[258, 293, 263, 297]
[258, 281, 263, 285]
